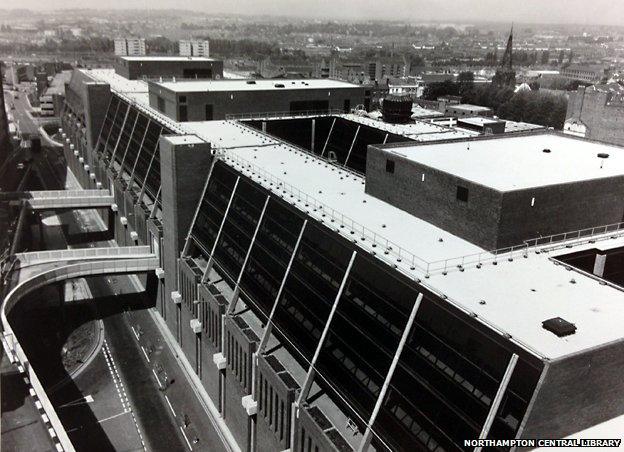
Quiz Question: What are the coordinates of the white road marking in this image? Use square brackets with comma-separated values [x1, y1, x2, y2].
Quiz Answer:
[102, 339, 147, 451]
[165, 395, 176, 417]
[179, 426, 193, 451]
[132, 327, 140, 341]
[141, 346, 150, 362]
[152, 369, 163, 388]
[97, 410, 131, 424]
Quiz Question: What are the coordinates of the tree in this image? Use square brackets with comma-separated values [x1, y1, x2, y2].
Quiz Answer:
[541, 50, 550, 65]
[421, 79, 460, 100]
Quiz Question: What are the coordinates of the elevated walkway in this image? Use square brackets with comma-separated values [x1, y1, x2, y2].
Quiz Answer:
[1, 245, 159, 452]
[0, 190, 114, 210]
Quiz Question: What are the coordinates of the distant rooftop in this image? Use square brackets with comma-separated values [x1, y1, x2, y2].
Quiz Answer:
[151, 78, 361, 93]
[449, 104, 492, 111]
[339, 113, 477, 141]
[384, 133, 624, 191]
[119, 55, 217, 62]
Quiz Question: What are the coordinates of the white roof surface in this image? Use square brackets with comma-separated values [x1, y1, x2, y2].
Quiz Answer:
[339, 114, 477, 141]
[386, 133, 624, 191]
[449, 104, 492, 111]
[153, 78, 360, 93]
[83, 67, 624, 360]
[183, 120, 624, 360]
[411, 106, 444, 118]
[83, 69, 148, 93]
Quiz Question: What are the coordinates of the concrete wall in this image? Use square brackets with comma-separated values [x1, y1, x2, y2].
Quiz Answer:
[223, 315, 259, 452]
[114, 59, 224, 81]
[256, 354, 299, 451]
[566, 87, 624, 146]
[149, 84, 366, 121]
[294, 405, 353, 452]
[84, 83, 112, 152]
[521, 340, 624, 439]
[159, 136, 213, 315]
[365, 144, 504, 250]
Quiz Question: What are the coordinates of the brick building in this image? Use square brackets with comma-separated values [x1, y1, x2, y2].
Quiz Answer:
[565, 84, 624, 146]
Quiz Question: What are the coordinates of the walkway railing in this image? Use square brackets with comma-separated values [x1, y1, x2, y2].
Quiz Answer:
[425, 222, 624, 275]
[216, 149, 431, 273]
[524, 222, 624, 248]
[225, 109, 343, 121]
[1, 253, 159, 452]
[215, 151, 624, 278]
[13, 245, 153, 268]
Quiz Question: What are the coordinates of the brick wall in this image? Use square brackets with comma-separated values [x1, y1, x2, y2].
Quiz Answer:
[366, 144, 504, 249]
[521, 339, 624, 439]
[567, 87, 624, 146]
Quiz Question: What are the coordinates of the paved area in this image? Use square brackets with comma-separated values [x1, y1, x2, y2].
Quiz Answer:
[0, 351, 56, 452]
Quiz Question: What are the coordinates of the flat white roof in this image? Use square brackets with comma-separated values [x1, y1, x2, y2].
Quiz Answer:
[82, 69, 148, 93]
[339, 114, 477, 141]
[385, 133, 624, 191]
[411, 106, 444, 118]
[119, 56, 217, 62]
[449, 104, 492, 111]
[458, 117, 503, 126]
[183, 120, 624, 360]
[82, 67, 624, 359]
[153, 78, 361, 93]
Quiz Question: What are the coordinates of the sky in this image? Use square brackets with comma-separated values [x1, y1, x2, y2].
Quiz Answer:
[9, 0, 624, 26]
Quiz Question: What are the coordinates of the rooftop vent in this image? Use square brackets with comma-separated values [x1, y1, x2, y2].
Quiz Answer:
[597, 153, 609, 159]
[382, 94, 412, 124]
[274, 83, 285, 88]
[246, 80, 256, 85]
[542, 148, 551, 153]
[542, 317, 577, 337]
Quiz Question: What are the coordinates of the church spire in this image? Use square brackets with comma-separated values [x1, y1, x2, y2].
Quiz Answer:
[500, 25, 513, 70]
[492, 25, 516, 87]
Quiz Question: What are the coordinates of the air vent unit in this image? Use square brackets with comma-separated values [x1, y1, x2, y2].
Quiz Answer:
[542, 317, 576, 337]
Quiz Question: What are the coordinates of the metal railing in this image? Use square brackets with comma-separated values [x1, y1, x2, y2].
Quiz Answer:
[215, 148, 431, 273]
[425, 221, 624, 275]
[524, 222, 624, 248]
[12, 245, 153, 268]
[232, 120, 365, 179]
[225, 109, 344, 121]
[216, 145, 624, 278]
[426, 243, 530, 275]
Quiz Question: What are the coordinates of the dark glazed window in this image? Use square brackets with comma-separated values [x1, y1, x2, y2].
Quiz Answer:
[386, 159, 395, 173]
[457, 185, 469, 202]
[205, 104, 213, 121]
[179, 105, 188, 122]
[157, 96, 165, 112]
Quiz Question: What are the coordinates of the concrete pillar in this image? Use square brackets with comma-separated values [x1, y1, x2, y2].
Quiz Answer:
[593, 253, 607, 277]
[311, 119, 315, 152]
[159, 135, 213, 309]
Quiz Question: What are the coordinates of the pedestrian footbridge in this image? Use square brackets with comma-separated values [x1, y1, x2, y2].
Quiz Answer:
[0, 190, 114, 210]
[0, 245, 159, 452]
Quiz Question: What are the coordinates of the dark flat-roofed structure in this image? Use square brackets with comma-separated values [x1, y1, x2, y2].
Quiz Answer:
[114, 55, 224, 81]
[148, 78, 367, 121]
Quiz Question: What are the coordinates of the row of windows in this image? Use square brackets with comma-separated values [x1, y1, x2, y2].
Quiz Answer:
[94, 95, 168, 200]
